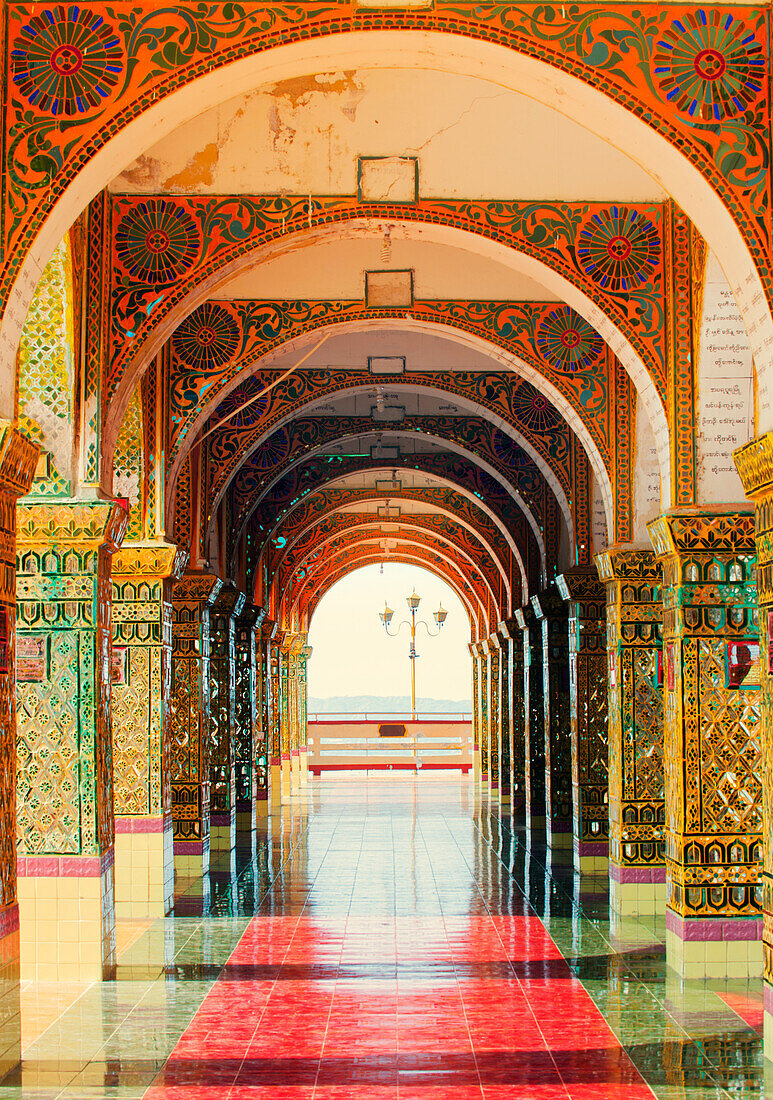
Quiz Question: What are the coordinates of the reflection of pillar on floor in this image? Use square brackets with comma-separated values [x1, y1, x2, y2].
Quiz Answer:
[734, 437, 773, 1053]
[112, 542, 186, 920]
[649, 508, 762, 979]
[170, 570, 222, 881]
[16, 498, 127, 981]
[557, 566, 609, 875]
[0, 428, 38, 1071]
[486, 636, 500, 802]
[516, 606, 546, 837]
[533, 588, 572, 848]
[594, 549, 664, 912]
[494, 625, 512, 811]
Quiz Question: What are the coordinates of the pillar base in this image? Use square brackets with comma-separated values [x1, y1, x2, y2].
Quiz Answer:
[0, 907, 20, 1081]
[115, 816, 174, 920]
[548, 822, 573, 849]
[572, 839, 608, 873]
[300, 746, 309, 786]
[210, 812, 235, 850]
[281, 754, 292, 797]
[291, 749, 301, 790]
[609, 864, 665, 915]
[256, 792, 269, 818]
[665, 911, 763, 979]
[270, 758, 282, 807]
[764, 986, 773, 1062]
[18, 854, 116, 982]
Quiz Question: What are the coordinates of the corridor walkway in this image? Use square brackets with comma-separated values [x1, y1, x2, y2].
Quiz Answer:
[3, 775, 770, 1099]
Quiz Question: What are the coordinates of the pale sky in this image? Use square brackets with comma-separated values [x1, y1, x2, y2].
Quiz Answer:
[307, 562, 472, 701]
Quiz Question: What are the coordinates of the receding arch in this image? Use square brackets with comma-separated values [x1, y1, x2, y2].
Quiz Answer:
[10, 29, 770, 443]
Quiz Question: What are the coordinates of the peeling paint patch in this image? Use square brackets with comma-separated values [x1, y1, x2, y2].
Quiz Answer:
[270, 70, 363, 108]
[164, 143, 219, 190]
[118, 154, 164, 190]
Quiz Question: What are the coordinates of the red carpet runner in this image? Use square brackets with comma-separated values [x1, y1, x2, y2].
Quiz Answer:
[144, 911, 654, 1098]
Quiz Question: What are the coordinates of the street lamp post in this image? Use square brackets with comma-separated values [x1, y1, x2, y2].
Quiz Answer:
[379, 589, 448, 719]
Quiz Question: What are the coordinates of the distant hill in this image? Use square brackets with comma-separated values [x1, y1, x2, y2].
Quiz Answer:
[308, 695, 471, 715]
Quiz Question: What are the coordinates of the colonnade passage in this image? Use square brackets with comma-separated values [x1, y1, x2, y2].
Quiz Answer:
[4, 0, 773, 1094]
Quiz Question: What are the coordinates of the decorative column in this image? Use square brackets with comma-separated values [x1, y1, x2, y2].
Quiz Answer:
[516, 605, 546, 833]
[649, 508, 762, 978]
[473, 641, 490, 788]
[259, 617, 278, 811]
[734, 436, 773, 1052]
[209, 585, 245, 849]
[0, 427, 37, 1072]
[593, 549, 664, 912]
[486, 636, 500, 800]
[494, 626, 511, 811]
[557, 566, 610, 874]
[501, 618, 525, 822]
[533, 590, 572, 845]
[170, 571, 222, 875]
[278, 633, 292, 798]
[469, 644, 481, 787]
[16, 499, 127, 981]
[300, 645, 312, 785]
[235, 603, 263, 833]
[111, 541, 187, 920]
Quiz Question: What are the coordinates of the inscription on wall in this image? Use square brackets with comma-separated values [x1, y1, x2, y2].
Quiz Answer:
[633, 397, 660, 540]
[591, 474, 607, 555]
[697, 254, 754, 503]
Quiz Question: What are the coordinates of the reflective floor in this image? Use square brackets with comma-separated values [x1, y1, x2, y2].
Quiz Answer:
[2, 773, 770, 1098]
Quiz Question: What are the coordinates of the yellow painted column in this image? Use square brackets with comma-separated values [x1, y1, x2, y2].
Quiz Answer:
[111, 541, 187, 920]
[734, 436, 773, 1054]
[300, 645, 312, 785]
[533, 589, 572, 849]
[16, 499, 127, 982]
[649, 508, 762, 979]
[0, 427, 37, 1074]
[469, 644, 481, 787]
[486, 636, 500, 801]
[278, 632, 292, 799]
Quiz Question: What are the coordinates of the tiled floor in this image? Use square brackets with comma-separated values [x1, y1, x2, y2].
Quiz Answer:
[2, 773, 771, 1098]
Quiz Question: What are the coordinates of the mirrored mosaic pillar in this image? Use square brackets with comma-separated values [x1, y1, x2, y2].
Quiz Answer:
[594, 549, 664, 913]
[16, 499, 127, 981]
[649, 509, 762, 979]
[494, 626, 511, 811]
[486, 637, 501, 800]
[111, 542, 187, 920]
[501, 618, 525, 822]
[556, 566, 609, 874]
[533, 590, 571, 846]
[276, 631, 291, 799]
[260, 617, 278, 812]
[170, 571, 222, 878]
[734, 436, 773, 1053]
[235, 603, 263, 834]
[0, 427, 38, 1072]
[209, 584, 245, 849]
[516, 606, 546, 835]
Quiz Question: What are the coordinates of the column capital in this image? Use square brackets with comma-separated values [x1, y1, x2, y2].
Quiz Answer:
[173, 569, 222, 607]
[471, 640, 487, 659]
[498, 617, 521, 641]
[261, 616, 277, 643]
[112, 539, 188, 579]
[0, 422, 39, 498]
[555, 564, 604, 602]
[531, 586, 567, 621]
[647, 507, 755, 562]
[595, 544, 660, 583]
[734, 431, 773, 498]
[211, 582, 246, 619]
[515, 605, 537, 631]
[17, 498, 128, 552]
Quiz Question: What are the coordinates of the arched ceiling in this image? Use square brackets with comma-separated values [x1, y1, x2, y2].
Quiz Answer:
[104, 50, 688, 624]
